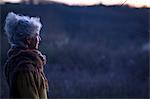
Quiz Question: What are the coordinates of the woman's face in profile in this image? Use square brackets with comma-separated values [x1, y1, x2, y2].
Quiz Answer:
[27, 34, 41, 49]
[35, 34, 41, 49]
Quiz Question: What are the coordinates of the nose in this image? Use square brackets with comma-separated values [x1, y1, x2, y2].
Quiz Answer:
[37, 36, 41, 41]
[39, 36, 41, 41]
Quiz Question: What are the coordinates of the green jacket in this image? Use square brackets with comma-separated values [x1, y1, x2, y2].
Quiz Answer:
[5, 48, 48, 99]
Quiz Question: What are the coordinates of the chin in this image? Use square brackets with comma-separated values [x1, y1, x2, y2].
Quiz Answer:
[29, 46, 38, 50]
[35, 46, 39, 49]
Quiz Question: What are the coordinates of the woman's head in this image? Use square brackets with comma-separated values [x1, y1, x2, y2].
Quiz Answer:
[4, 12, 42, 49]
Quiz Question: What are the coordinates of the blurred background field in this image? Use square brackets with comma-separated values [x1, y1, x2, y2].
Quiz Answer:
[0, 2, 149, 98]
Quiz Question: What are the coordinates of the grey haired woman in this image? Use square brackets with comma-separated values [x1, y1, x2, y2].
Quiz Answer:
[4, 12, 48, 99]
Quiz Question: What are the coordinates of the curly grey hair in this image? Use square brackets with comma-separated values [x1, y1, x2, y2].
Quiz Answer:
[4, 12, 42, 47]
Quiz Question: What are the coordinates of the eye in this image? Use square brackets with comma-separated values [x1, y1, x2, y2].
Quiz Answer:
[39, 36, 41, 41]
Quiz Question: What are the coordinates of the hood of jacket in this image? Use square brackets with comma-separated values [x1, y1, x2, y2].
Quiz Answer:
[4, 47, 46, 86]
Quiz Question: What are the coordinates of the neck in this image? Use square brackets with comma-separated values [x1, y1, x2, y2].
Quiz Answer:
[11, 44, 37, 50]
[11, 44, 26, 50]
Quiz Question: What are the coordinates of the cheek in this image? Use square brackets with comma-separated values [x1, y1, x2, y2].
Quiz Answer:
[36, 37, 40, 47]
[32, 37, 38, 46]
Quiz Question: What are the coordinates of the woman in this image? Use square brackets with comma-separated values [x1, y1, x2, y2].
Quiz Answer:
[4, 12, 48, 99]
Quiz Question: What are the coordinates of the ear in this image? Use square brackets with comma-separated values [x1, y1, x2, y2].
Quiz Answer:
[25, 37, 31, 44]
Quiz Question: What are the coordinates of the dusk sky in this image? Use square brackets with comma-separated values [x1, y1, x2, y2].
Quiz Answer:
[1, 0, 150, 7]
